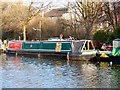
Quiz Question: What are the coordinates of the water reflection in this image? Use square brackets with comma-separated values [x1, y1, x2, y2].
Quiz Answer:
[2, 54, 120, 88]
[81, 63, 98, 88]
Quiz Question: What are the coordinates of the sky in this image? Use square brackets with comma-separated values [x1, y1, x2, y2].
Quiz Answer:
[1, 0, 119, 2]
[1, 0, 118, 6]
[1, 0, 75, 8]
[22, 0, 75, 8]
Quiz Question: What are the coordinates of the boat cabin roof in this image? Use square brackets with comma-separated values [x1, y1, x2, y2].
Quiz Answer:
[113, 38, 120, 41]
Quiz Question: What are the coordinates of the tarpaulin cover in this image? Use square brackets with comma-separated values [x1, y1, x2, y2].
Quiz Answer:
[112, 47, 120, 56]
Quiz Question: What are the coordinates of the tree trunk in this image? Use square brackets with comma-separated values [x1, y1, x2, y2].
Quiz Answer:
[23, 25, 26, 41]
[85, 21, 93, 39]
[85, 27, 90, 39]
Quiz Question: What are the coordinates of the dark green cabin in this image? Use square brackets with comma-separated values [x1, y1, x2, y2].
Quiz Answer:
[22, 41, 72, 53]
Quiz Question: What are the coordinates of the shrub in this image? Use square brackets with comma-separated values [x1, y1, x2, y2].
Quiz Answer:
[112, 25, 120, 39]
[93, 30, 109, 43]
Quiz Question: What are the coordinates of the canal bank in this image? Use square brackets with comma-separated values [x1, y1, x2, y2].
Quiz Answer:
[1, 54, 120, 88]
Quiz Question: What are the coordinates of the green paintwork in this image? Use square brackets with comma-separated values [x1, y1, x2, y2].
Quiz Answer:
[112, 39, 120, 56]
[22, 42, 40, 49]
[112, 47, 120, 56]
[61, 43, 71, 50]
[42, 42, 56, 49]
[22, 41, 72, 53]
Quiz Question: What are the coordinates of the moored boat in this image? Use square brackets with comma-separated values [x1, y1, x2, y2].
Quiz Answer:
[110, 38, 120, 63]
[6, 40, 71, 57]
[6, 39, 98, 60]
[90, 38, 120, 63]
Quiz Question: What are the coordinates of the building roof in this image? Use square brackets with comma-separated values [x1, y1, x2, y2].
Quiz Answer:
[45, 8, 68, 17]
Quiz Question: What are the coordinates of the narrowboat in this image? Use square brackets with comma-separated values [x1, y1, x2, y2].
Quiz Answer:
[112, 38, 120, 57]
[110, 38, 120, 63]
[90, 39, 120, 63]
[6, 39, 98, 60]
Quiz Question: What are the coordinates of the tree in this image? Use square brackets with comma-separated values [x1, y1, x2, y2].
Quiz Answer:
[0, 2, 9, 39]
[9, 1, 50, 41]
[13, 2, 41, 41]
[1, 1, 52, 40]
[103, 2, 120, 30]
[72, 1, 103, 39]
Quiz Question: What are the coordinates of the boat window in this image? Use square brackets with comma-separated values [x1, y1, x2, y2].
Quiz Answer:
[72, 41, 85, 52]
[83, 42, 88, 50]
[83, 41, 94, 50]
[89, 41, 94, 50]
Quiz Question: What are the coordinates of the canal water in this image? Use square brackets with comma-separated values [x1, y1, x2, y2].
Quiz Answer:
[0, 54, 120, 88]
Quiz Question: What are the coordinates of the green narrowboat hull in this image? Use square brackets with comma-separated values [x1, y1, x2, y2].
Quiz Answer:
[6, 41, 72, 59]
[6, 40, 98, 60]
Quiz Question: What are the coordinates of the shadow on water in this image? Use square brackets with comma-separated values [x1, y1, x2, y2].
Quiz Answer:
[1, 54, 120, 88]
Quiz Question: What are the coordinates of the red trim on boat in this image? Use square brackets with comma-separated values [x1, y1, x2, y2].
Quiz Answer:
[8, 41, 22, 50]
